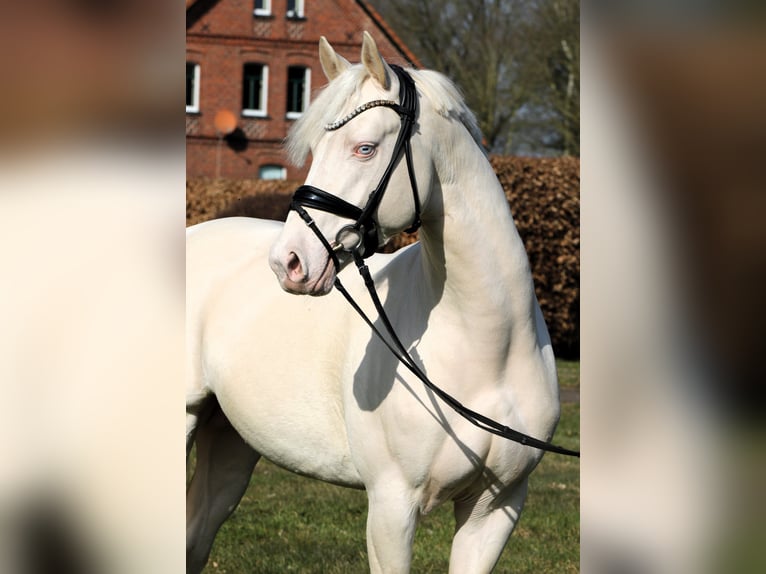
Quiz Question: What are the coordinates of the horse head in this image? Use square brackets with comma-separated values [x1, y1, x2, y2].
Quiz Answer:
[269, 32, 432, 296]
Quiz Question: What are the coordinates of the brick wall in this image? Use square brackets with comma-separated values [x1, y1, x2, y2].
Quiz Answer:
[187, 0, 418, 181]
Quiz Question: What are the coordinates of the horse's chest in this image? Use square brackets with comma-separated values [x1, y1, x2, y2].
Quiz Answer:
[344, 370, 515, 487]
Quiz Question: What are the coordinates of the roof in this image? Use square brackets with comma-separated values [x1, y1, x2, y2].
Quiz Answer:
[355, 1, 422, 68]
[186, 0, 221, 29]
[186, 0, 421, 67]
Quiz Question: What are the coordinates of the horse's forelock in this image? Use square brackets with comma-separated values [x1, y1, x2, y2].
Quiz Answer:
[286, 66, 367, 167]
[286, 66, 483, 167]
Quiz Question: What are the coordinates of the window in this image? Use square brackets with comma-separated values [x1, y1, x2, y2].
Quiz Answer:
[253, 0, 271, 17]
[242, 63, 268, 117]
[186, 62, 200, 113]
[286, 66, 310, 119]
[259, 165, 286, 180]
[286, 0, 304, 18]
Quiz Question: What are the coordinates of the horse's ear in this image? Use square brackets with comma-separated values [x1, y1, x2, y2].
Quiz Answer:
[319, 36, 350, 82]
[361, 31, 391, 90]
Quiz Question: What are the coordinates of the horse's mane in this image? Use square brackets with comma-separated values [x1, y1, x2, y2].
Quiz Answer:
[286, 66, 484, 167]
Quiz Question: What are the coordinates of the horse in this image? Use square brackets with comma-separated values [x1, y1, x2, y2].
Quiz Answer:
[186, 32, 561, 574]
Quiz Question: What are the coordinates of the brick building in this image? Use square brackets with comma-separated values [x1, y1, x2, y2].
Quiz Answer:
[186, 0, 420, 180]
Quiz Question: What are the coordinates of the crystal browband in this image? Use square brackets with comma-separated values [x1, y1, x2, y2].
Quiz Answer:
[324, 100, 401, 131]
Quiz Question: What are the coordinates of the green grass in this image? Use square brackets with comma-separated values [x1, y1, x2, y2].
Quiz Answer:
[198, 360, 579, 573]
[556, 357, 580, 390]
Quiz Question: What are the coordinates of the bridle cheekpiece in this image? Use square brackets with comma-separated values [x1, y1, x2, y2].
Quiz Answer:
[290, 65, 421, 270]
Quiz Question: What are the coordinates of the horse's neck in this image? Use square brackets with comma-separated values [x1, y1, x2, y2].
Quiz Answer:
[418, 135, 537, 350]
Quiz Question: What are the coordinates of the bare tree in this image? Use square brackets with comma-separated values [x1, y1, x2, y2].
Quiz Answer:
[369, 0, 579, 156]
[516, 0, 579, 155]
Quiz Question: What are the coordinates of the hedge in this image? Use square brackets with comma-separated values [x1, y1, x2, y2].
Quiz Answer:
[491, 156, 579, 358]
[186, 156, 579, 358]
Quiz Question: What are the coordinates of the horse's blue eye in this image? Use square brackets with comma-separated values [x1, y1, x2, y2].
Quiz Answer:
[355, 144, 376, 157]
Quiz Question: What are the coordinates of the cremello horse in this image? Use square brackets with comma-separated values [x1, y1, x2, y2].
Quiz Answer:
[186, 33, 560, 574]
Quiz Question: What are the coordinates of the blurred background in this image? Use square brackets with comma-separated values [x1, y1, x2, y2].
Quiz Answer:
[368, 0, 579, 157]
[0, 1, 186, 573]
[581, 2, 765, 573]
[0, 0, 764, 572]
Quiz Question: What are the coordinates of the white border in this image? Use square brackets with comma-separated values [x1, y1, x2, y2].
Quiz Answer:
[286, 67, 311, 120]
[253, 0, 271, 17]
[286, 0, 304, 18]
[242, 64, 269, 118]
[258, 165, 286, 180]
[186, 62, 200, 113]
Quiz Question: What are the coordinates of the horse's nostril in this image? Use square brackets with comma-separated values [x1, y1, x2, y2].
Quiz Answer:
[286, 251, 305, 282]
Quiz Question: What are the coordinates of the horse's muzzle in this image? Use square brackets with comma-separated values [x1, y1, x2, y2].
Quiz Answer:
[269, 247, 336, 296]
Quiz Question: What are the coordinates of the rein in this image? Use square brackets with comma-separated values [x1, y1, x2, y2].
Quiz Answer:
[290, 66, 580, 459]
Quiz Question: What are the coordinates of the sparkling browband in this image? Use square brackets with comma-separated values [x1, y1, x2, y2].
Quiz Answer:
[324, 99, 401, 131]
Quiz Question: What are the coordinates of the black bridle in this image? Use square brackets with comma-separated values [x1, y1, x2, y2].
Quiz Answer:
[289, 66, 579, 458]
[291, 65, 421, 269]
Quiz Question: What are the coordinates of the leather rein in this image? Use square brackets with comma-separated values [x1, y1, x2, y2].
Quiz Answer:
[290, 66, 580, 458]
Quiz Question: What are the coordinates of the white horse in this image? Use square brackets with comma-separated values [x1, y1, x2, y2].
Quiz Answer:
[186, 32, 561, 574]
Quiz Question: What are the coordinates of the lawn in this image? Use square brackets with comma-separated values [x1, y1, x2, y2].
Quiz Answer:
[197, 359, 579, 573]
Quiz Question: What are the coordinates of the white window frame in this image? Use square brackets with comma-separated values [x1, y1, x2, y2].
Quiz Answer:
[258, 165, 286, 180]
[286, 0, 304, 18]
[186, 62, 200, 113]
[285, 66, 311, 120]
[242, 64, 269, 118]
[253, 0, 271, 17]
